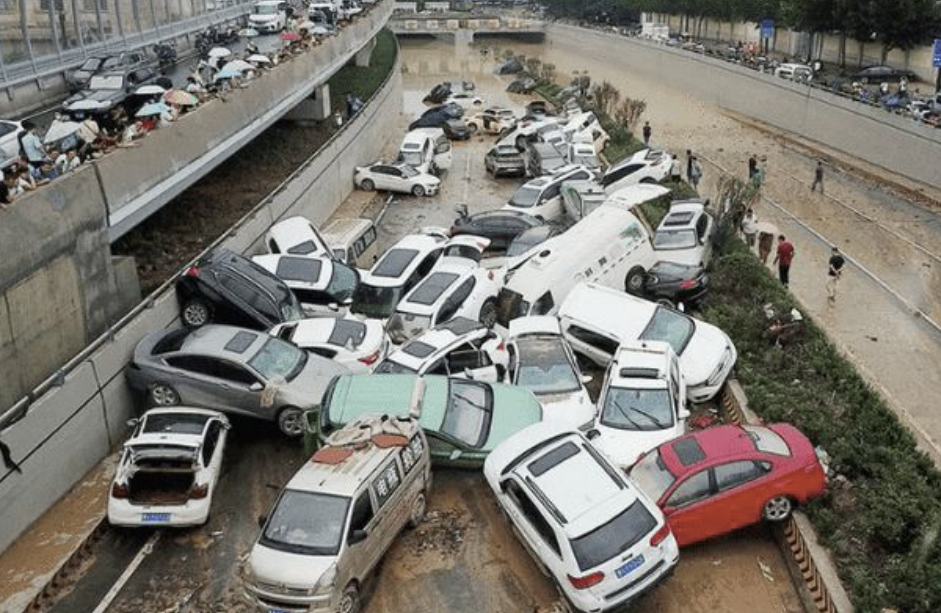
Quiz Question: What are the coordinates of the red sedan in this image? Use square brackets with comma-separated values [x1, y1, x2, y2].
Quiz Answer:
[627, 423, 827, 547]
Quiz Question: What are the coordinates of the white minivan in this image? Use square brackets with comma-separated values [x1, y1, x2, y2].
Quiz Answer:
[495, 184, 670, 331]
[503, 165, 596, 222]
[321, 217, 379, 269]
[397, 128, 452, 176]
[245, 415, 430, 613]
[248, 0, 287, 32]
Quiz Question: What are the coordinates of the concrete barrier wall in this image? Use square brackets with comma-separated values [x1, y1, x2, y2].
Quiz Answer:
[549, 24, 941, 192]
[0, 46, 402, 555]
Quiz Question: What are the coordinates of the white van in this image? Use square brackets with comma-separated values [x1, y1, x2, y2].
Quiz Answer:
[503, 165, 596, 221]
[397, 128, 452, 176]
[321, 218, 379, 269]
[248, 0, 287, 32]
[245, 415, 430, 613]
[494, 184, 670, 330]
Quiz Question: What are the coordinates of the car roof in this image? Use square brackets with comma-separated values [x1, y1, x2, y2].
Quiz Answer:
[321, 217, 372, 241]
[387, 318, 487, 368]
[605, 184, 671, 209]
[659, 425, 759, 476]
[326, 374, 451, 432]
[508, 315, 560, 339]
[286, 417, 422, 497]
[179, 325, 268, 360]
[559, 282, 656, 338]
[610, 341, 672, 389]
[397, 266, 471, 315]
[252, 254, 332, 289]
[362, 234, 442, 286]
[129, 407, 223, 446]
[266, 216, 320, 251]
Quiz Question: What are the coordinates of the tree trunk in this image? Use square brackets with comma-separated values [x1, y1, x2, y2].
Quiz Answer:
[839, 32, 846, 68]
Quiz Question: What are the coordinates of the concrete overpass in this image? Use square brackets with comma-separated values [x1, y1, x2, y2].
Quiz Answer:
[389, 12, 544, 43]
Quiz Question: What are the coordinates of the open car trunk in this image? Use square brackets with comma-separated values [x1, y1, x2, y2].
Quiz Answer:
[126, 447, 199, 505]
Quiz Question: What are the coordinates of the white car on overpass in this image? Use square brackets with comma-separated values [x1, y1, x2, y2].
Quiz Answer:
[248, 0, 287, 33]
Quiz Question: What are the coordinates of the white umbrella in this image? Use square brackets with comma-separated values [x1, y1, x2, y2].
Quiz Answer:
[247, 54, 272, 64]
[43, 120, 82, 144]
[136, 102, 172, 117]
[225, 59, 254, 73]
[238, 27, 259, 37]
[134, 84, 167, 96]
[208, 47, 231, 58]
[66, 99, 105, 112]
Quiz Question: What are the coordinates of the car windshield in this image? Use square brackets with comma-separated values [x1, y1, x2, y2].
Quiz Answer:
[514, 337, 581, 395]
[442, 380, 492, 448]
[327, 320, 366, 349]
[651, 261, 697, 278]
[574, 154, 599, 168]
[744, 425, 792, 456]
[569, 501, 658, 571]
[630, 450, 676, 503]
[261, 490, 350, 555]
[509, 185, 542, 207]
[506, 227, 552, 257]
[601, 388, 674, 431]
[350, 283, 402, 319]
[325, 262, 359, 302]
[254, 4, 279, 14]
[280, 299, 304, 322]
[400, 165, 419, 177]
[373, 359, 417, 374]
[386, 312, 432, 345]
[399, 151, 424, 167]
[142, 412, 210, 435]
[654, 228, 697, 250]
[639, 307, 696, 355]
[88, 75, 123, 90]
[249, 337, 307, 381]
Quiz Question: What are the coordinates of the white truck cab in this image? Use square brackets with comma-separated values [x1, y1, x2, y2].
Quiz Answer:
[397, 128, 452, 176]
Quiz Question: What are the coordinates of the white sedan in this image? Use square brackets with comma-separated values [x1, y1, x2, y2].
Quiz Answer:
[108, 408, 229, 527]
[268, 316, 387, 373]
[601, 148, 671, 195]
[354, 162, 440, 197]
[506, 316, 594, 429]
[466, 107, 517, 135]
[591, 341, 689, 469]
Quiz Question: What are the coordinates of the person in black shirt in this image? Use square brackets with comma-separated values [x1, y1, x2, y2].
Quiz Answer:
[0, 170, 15, 208]
[827, 246, 845, 302]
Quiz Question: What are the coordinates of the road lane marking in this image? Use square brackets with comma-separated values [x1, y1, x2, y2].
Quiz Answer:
[91, 531, 161, 613]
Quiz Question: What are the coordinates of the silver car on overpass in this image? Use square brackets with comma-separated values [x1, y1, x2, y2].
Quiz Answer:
[126, 325, 349, 436]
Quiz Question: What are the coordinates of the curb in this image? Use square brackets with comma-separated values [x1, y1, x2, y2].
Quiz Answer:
[720, 381, 854, 613]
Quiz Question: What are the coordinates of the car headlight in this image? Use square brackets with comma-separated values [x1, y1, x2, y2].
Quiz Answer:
[313, 563, 337, 595]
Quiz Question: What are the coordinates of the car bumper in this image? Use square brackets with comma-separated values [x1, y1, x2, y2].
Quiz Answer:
[107, 498, 210, 527]
[688, 347, 737, 403]
[423, 184, 440, 195]
[490, 165, 526, 177]
[570, 550, 679, 613]
[244, 585, 332, 612]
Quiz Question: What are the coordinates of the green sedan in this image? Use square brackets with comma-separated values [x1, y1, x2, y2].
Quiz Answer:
[317, 374, 543, 468]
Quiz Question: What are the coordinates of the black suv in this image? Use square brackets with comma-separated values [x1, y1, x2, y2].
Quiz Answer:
[175, 249, 304, 330]
[63, 66, 169, 115]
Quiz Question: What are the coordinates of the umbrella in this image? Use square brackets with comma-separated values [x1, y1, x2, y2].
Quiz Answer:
[238, 27, 259, 37]
[163, 90, 199, 106]
[247, 54, 272, 64]
[214, 65, 244, 81]
[43, 120, 81, 144]
[224, 60, 254, 73]
[66, 99, 106, 112]
[136, 102, 171, 117]
[280, 31, 301, 42]
[134, 84, 167, 96]
[208, 47, 231, 58]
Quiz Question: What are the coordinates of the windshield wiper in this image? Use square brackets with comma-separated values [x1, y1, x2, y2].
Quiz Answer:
[627, 404, 665, 428]
[611, 399, 643, 430]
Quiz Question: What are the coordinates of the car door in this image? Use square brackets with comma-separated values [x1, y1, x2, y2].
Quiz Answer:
[371, 457, 411, 548]
[200, 419, 228, 494]
[563, 322, 620, 366]
[697, 213, 714, 264]
[442, 277, 476, 323]
[660, 468, 717, 545]
[162, 355, 232, 411]
[709, 461, 773, 533]
[369, 166, 393, 191]
[446, 341, 498, 381]
[213, 272, 268, 328]
[344, 488, 378, 584]
[535, 182, 562, 220]
[208, 358, 266, 416]
[434, 135, 453, 171]
[499, 477, 564, 577]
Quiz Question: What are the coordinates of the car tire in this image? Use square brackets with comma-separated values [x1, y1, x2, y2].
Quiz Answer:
[276, 406, 305, 437]
[640, 177, 657, 184]
[468, 122, 478, 134]
[149, 382, 180, 407]
[411, 184, 426, 197]
[479, 299, 498, 328]
[360, 178, 375, 191]
[763, 496, 793, 522]
[407, 491, 427, 529]
[181, 298, 211, 328]
[337, 582, 361, 613]
[624, 266, 646, 295]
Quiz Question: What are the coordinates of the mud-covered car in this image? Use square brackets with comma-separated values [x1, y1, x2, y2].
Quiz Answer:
[485, 143, 526, 178]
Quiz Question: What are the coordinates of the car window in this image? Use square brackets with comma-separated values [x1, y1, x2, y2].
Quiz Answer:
[400, 434, 425, 474]
[714, 461, 766, 492]
[0, 122, 16, 138]
[372, 459, 402, 508]
[570, 501, 658, 571]
[267, 238, 281, 254]
[531, 291, 554, 316]
[415, 250, 441, 277]
[639, 308, 696, 355]
[165, 355, 219, 378]
[666, 470, 712, 507]
[348, 490, 374, 534]
[262, 491, 350, 556]
[217, 274, 277, 320]
[442, 380, 491, 447]
[309, 347, 338, 359]
[447, 346, 483, 372]
[503, 479, 561, 556]
[214, 360, 259, 385]
[201, 421, 222, 466]
[696, 214, 709, 239]
[602, 164, 641, 187]
[514, 336, 580, 395]
[565, 324, 619, 357]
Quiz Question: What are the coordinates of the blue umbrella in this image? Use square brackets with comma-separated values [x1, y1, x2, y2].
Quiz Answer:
[136, 102, 171, 117]
[214, 65, 245, 81]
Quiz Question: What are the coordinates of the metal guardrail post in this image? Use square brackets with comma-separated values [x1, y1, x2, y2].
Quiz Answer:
[0, 37, 8, 84]
[149, 0, 161, 37]
[114, 0, 128, 48]
[48, 1, 65, 62]
[20, 0, 39, 75]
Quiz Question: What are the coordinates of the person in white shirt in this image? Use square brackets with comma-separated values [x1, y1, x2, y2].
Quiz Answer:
[741, 208, 759, 249]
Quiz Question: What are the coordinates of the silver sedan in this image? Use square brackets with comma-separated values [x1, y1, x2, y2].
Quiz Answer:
[126, 325, 350, 436]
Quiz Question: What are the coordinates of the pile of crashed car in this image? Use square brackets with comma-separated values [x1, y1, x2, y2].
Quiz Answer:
[110, 86, 829, 613]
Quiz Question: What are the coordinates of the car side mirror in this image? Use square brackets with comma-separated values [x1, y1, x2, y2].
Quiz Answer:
[250, 382, 264, 392]
[348, 529, 368, 545]
[463, 368, 475, 380]
[126, 418, 139, 429]
[328, 302, 339, 312]
[585, 428, 601, 440]
[257, 514, 267, 529]
[449, 449, 463, 461]
[678, 408, 691, 420]
[580, 374, 593, 384]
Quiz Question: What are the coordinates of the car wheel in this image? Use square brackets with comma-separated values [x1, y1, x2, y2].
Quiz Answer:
[411, 184, 426, 197]
[468, 122, 478, 134]
[150, 383, 180, 407]
[360, 178, 375, 191]
[763, 496, 793, 522]
[640, 177, 657, 184]
[624, 266, 646, 295]
[407, 491, 427, 529]
[479, 299, 498, 328]
[337, 582, 361, 613]
[276, 406, 305, 437]
[181, 298, 211, 328]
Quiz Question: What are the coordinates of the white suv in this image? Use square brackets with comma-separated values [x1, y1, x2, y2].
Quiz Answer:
[591, 341, 689, 469]
[503, 165, 596, 222]
[601, 149, 671, 195]
[484, 422, 679, 613]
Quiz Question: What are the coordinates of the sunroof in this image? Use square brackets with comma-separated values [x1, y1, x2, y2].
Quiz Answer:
[373, 249, 419, 278]
[224, 331, 257, 354]
[672, 438, 706, 467]
[663, 212, 694, 226]
[619, 367, 661, 379]
[407, 272, 459, 306]
[528, 441, 580, 477]
[287, 240, 318, 255]
[401, 341, 436, 359]
[437, 317, 481, 336]
[276, 257, 323, 283]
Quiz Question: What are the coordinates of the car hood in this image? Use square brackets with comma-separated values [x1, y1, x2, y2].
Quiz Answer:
[66, 89, 120, 105]
[288, 357, 351, 403]
[249, 543, 333, 590]
[534, 390, 594, 429]
[249, 13, 278, 21]
[679, 321, 734, 387]
[653, 248, 702, 268]
[482, 386, 543, 451]
[593, 423, 684, 469]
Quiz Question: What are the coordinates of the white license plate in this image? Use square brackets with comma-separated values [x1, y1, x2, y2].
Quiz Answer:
[141, 512, 170, 524]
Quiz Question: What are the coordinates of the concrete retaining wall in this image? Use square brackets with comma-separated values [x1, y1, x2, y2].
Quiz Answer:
[0, 47, 402, 555]
[550, 24, 941, 192]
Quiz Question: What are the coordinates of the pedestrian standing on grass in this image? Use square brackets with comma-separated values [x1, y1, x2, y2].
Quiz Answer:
[827, 246, 845, 302]
[748, 155, 757, 180]
[686, 149, 693, 181]
[811, 160, 824, 194]
[741, 208, 758, 248]
[689, 156, 702, 189]
[669, 154, 682, 182]
[642, 121, 651, 146]
[773, 234, 795, 287]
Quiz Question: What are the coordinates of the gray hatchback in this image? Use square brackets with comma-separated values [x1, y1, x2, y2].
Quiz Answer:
[126, 325, 349, 436]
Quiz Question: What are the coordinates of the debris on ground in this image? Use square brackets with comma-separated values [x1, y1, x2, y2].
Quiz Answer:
[757, 557, 775, 582]
[404, 508, 468, 557]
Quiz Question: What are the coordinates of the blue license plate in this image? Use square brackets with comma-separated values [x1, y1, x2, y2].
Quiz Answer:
[268, 609, 290, 613]
[615, 554, 645, 579]
[141, 512, 170, 524]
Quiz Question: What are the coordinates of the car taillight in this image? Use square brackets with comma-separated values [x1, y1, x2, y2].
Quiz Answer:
[488, 270, 495, 280]
[650, 523, 672, 547]
[359, 351, 380, 366]
[679, 279, 699, 290]
[184, 266, 200, 278]
[111, 482, 129, 499]
[497, 342, 505, 351]
[567, 572, 604, 590]
[190, 484, 209, 499]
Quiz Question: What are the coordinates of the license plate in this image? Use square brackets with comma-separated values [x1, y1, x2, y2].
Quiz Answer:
[615, 554, 645, 579]
[141, 512, 170, 524]
[268, 609, 289, 613]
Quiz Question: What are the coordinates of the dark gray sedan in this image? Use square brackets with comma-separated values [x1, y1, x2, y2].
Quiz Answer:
[126, 325, 349, 436]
